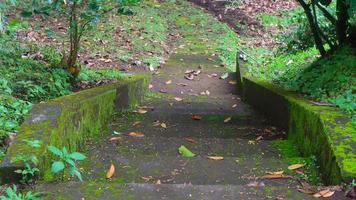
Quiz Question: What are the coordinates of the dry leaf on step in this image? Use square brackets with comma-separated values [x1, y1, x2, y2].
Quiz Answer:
[109, 137, 122, 142]
[174, 97, 183, 102]
[224, 117, 232, 123]
[313, 189, 335, 198]
[192, 115, 202, 120]
[207, 156, 224, 160]
[266, 171, 284, 175]
[132, 121, 141, 126]
[137, 108, 147, 114]
[165, 80, 172, 85]
[128, 132, 145, 137]
[160, 123, 167, 128]
[184, 137, 198, 144]
[106, 164, 115, 179]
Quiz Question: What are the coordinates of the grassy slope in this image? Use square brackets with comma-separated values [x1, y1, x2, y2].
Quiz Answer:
[240, 7, 355, 123]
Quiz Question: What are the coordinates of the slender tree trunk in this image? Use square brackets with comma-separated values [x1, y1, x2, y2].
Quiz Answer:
[336, 0, 349, 45]
[297, 0, 327, 57]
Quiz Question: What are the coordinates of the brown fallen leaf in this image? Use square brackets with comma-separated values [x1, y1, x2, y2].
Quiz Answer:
[128, 132, 145, 137]
[247, 181, 265, 187]
[313, 189, 335, 198]
[224, 117, 232, 123]
[207, 156, 224, 160]
[174, 97, 183, 102]
[184, 137, 198, 144]
[137, 108, 147, 114]
[109, 137, 122, 142]
[106, 164, 115, 179]
[132, 121, 141, 127]
[165, 80, 172, 85]
[261, 174, 292, 179]
[288, 163, 305, 170]
[266, 171, 284, 175]
[192, 115, 202, 120]
[177, 83, 187, 87]
[229, 80, 237, 85]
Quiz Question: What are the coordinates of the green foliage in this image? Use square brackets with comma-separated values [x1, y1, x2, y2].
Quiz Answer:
[0, 185, 39, 200]
[278, 8, 335, 53]
[47, 145, 86, 181]
[256, 46, 355, 121]
[77, 68, 126, 82]
[13, 139, 42, 184]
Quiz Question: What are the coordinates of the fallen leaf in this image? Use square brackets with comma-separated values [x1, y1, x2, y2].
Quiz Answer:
[288, 163, 305, 170]
[149, 84, 153, 89]
[137, 108, 147, 114]
[174, 97, 183, 102]
[156, 179, 162, 184]
[165, 80, 172, 84]
[261, 174, 291, 179]
[224, 117, 232, 123]
[169, 103, 173, 106]
[177, 83, 187, 87]
[192, 115, 202, 120]
[141, 176, 153, 182]
[267, 171, 284, 175]
[205, 90, 210, 95]
[184, 137, 198, 144]
[232, 104, 237, 108]
[178, 145, 196, 157]
[159, 89, 167, 93]
[128, 132, 145, 137]
[313, 189, 335, 198]
[106, 164, 115, 179]
[109, 137, 122, 142]
[132, 121, 141, 126]
[207, 156, 224, 160]
[161, 123, 167, 128]
[229, 80, 237, 85]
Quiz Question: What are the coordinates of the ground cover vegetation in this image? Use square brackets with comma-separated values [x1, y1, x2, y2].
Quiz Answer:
[224, 0, 355, 124]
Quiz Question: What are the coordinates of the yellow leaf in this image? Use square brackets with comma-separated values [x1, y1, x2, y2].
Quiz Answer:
[161, 123, 167, 128]
[106, 164, 115, 179]
[288, 163, 305, 170]
[224, 117, 232, 123]
[207, 156, 224, 160]
[128, 132, 145, 137]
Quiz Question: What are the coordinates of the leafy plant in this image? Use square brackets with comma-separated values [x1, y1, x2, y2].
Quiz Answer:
[47, 145, 86, 181]
[13, 139, 42, 184]
[0, 185, 39, 200]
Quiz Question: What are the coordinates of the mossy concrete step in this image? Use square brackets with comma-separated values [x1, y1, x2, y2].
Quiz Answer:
[110, 115, 268, 139]
[37, 182, 317, 200]
[144, 97, 257, 116]
[83, 154, 294, 186]
[89, 135, 281, 157]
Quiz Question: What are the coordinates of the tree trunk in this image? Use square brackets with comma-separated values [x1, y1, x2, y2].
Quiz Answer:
[336, 0, 349, 45]
[297, 0, 327, 57]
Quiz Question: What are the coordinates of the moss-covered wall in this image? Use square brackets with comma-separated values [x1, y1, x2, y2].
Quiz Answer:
[0, 74, 150, 183]
[241, 76, 356, 184]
